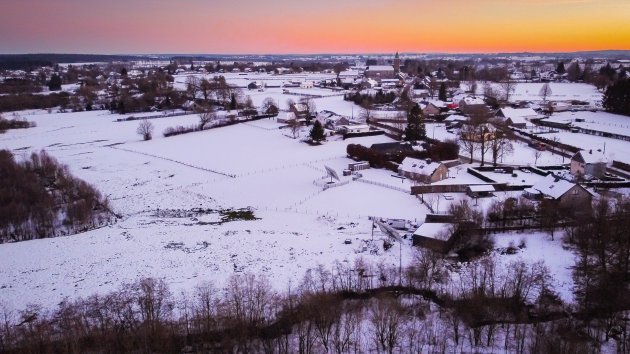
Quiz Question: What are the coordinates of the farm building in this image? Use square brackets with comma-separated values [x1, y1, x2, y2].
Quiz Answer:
[570, 150, 609, 179]
[398, 157, 449, 183]
[524, 174, 592, 208]
[412, 222, 453, 252]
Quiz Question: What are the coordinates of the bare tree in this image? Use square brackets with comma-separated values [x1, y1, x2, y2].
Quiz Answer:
[262, 97, 278, 115]
[459, 124, 478, 163]
[300, 97, 317, 122]
[185, 76, 201, 101]
[539, 83, 552, 104]
[286, 98, 296, 111]
[288, 119, 301, 139]
[490, 129, 514, 166]
[370, 297, 404, 354]
[500, 71, 517, 103]
[136, 119, 154, 141]
[197, 109, 216, 130]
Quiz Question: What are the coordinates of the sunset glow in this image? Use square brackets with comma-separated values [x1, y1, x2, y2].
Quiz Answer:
[1, 0, 629, 54]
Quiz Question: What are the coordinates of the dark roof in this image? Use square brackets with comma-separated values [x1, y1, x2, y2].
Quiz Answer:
[370, 142, 415, 154]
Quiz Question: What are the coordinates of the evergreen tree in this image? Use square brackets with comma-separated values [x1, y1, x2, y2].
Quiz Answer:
[438, 82, 448, 101]
[229, 94, 237, 110]
[120, 67, 128, 77]
[309, 120, 325, 143]
[603, 79, 630, 116]
[404, 104, 425, 141]
[556, 62, 566, 75]
[48, 74, 62, 91]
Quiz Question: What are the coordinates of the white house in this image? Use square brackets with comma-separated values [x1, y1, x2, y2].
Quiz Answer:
[570, 150, 609, 179]
[496, 107, 538, 128]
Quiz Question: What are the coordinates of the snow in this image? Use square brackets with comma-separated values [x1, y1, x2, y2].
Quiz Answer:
[492, 231, 575, 303]
[544, 111, 630, 138]
[463, 82, 603, 105]
[530, 174, 575, 200]
[413, 223, 451, 239]
[0, 107, 419, 312]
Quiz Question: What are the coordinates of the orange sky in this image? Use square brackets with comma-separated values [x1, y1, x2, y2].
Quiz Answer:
[1, 0, 629, 54]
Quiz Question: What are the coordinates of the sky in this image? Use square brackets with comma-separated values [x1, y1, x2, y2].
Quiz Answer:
[1, 0, 629, 54]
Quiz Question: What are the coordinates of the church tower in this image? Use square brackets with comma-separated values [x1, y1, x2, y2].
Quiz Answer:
[393, 52, 401, 74]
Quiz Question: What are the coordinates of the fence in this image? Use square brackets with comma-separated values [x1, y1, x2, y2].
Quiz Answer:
[109, 146, 236, 179]
[115, 111, 189, 122]
[354, 177, 410, 194]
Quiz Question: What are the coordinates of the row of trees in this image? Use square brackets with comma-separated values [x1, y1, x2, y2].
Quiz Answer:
[0, 252, 582, 354]
[0, 150, 112, 243]
[0, 113, 35, 133]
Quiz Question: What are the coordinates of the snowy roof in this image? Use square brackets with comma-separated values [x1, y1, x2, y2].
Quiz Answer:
[293, 103, 308, 112]
[499, 107, 538, 119]
[530, 175, 576, 200]
[574, 150, 608, 164]
[366, 65, 395, 72]
[413, 223, 452, 239]
[444, 114, 468, 122]
[428, 100, 447, 108]
[460, 96, 485, 106]
[468, 185, 496, 193]
[400, 157, 442, 175]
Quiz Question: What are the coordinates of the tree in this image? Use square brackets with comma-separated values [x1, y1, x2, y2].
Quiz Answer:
[500, 70, 517, 103]
[229, 94, 237, 110]
[48, 74, 62, 91]
[438, 82, 448, 101]
[556, 62, 566, 75]
[262, 97, 278, 115]
[299, 97, 317, 123]
[137, 120, 154, 141]
[490, 129, 514, 166]
[404, 104, 425, 141]
[185, 76, 200, 100]
[288, 119, 301, 139]
[197, 109, 216, 130]
[567, 62, 582, 82]
[539, 83, 553, 104]
[603, 79, 630, 116]
[309, 120, 325, 144]
[460, 124, 478, 163]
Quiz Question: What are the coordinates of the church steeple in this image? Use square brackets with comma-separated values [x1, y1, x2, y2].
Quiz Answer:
[393, 52, 401, 74]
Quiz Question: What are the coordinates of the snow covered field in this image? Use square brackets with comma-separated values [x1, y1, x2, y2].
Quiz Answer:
[464, 82, 603, 106]
[0, 106, 423, 312]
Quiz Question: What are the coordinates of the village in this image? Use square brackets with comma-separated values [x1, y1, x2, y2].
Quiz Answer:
[2, 51, 630, 352]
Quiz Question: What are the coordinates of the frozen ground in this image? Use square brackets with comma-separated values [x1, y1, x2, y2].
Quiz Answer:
[0, 107, 423, 312]
[463, 82, 603, 106]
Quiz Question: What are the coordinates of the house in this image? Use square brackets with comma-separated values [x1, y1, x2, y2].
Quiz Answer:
[364, 65, 396, 80]
[316, 110, 350, 130]
[398, 157, 449, 183]
[277, 111, 297, 123]
[290, 103, 309, 119]
[338, 124, 371, 134]
[412, 222, 453, 252]
[300, 81, 314, 89]
[422, 102, 442, 117]
[523, 174, 592, 208]
[444, 114, 468, 127]
[467, 185, 496, 198]
[496, 107, 538, 128]
[570, 150, 609, 179]
[458, 96, 487, 114]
